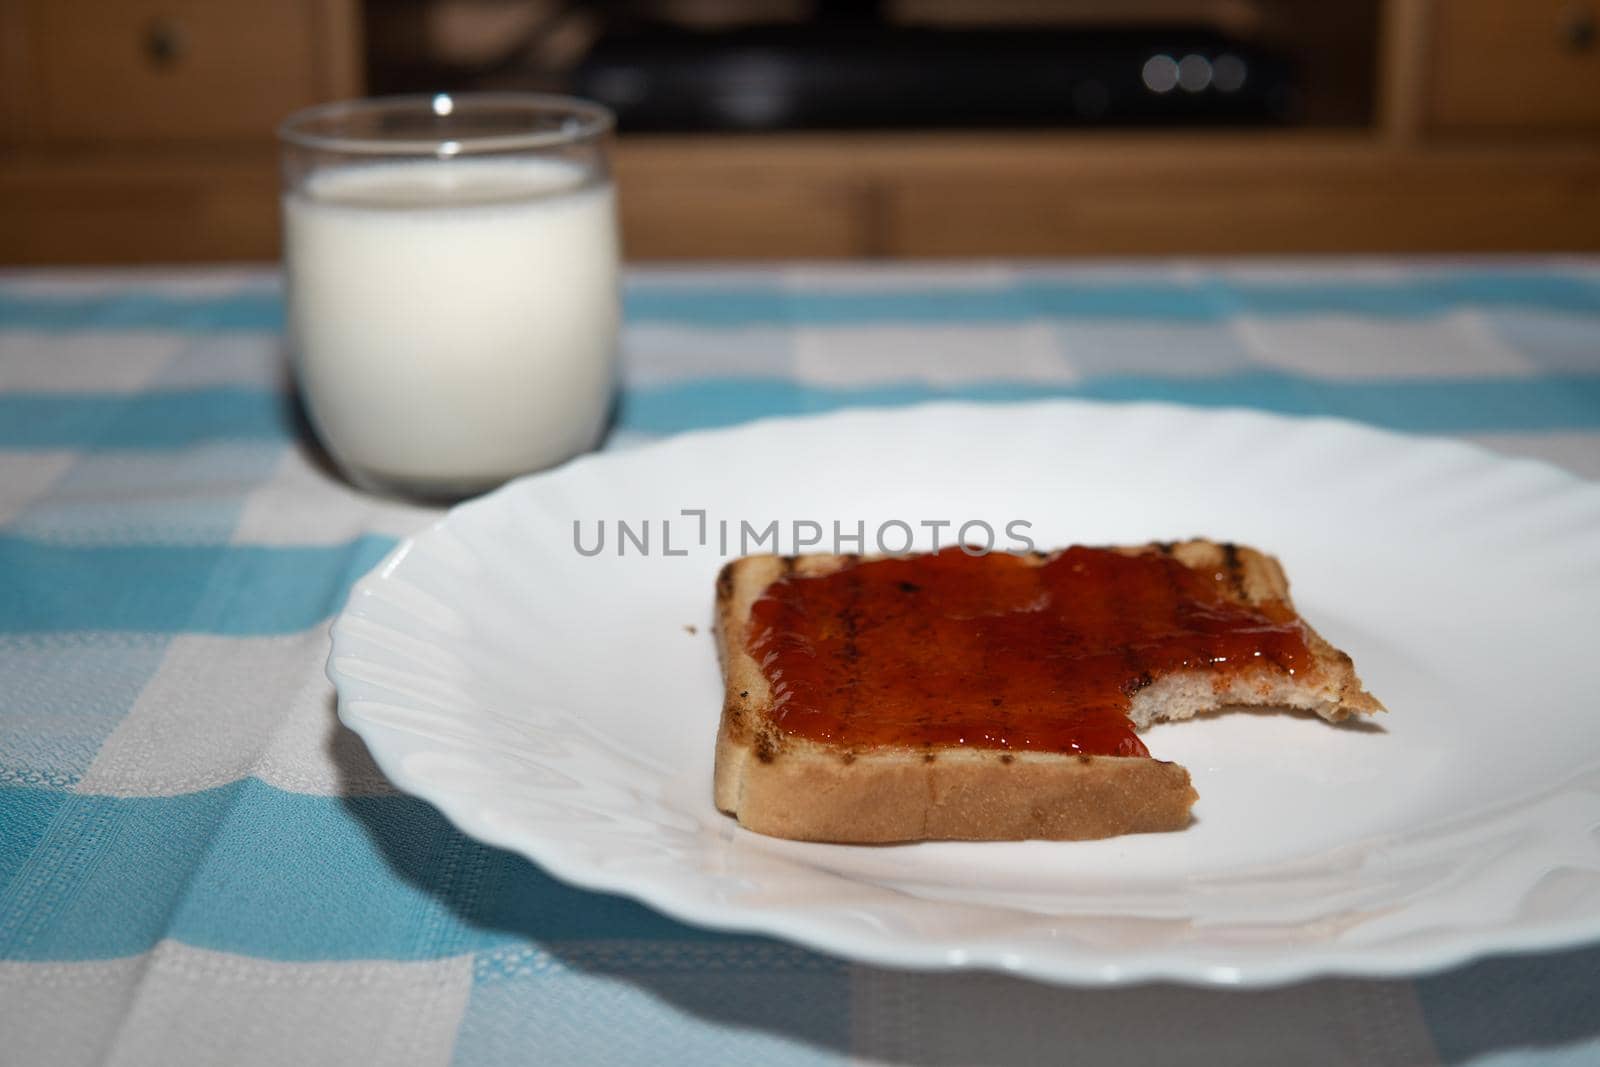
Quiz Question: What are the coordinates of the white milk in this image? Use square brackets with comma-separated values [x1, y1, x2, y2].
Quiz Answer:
[284, 158, 619, 497]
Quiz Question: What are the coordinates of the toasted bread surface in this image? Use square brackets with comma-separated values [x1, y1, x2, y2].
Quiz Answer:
[713, 542, 1381, 843]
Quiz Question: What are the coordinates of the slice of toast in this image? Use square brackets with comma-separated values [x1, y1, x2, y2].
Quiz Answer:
[713, 540, 1382, 843]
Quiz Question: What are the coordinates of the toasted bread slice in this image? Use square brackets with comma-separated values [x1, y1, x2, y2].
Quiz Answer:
[713, 541, 1382, 844]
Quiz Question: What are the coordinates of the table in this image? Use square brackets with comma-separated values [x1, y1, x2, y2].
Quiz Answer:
[3, 260, 1599, 1066]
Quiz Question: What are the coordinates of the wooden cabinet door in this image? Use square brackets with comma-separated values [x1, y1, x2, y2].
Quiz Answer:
[1430, 0, 1600, 132]
[18, 0, 359, 142]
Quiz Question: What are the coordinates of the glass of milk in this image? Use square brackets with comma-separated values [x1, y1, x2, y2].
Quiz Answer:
[278, 94, 619, 500]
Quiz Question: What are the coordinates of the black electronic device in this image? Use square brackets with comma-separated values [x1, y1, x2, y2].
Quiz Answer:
[573, 21, 1298, 132]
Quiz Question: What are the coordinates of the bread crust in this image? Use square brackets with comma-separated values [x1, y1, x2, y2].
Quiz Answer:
[713, 541, 1381, 844]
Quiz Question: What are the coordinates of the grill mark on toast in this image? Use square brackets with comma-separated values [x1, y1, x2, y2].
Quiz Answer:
[754, 728, 778, 763]
[837, 566, 863, 741]
[1219, 542, 1287, 671]
[1130, 550, 1189, 710]
[1221, 542, 1248, 600]
[1158, 547, 1196, 671]
[716, 561, 736, 603]
[757, 564, 792, 763]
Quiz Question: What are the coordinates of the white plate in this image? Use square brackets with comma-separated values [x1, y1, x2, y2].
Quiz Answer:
[330, 401, 1600, 987]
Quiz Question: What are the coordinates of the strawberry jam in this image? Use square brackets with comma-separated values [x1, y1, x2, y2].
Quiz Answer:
[746, 545, 1313, 756]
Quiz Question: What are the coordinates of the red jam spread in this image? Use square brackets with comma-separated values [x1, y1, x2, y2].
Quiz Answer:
[746, 545, 1313, 757]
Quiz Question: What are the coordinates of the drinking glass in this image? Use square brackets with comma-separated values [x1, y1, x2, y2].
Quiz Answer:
[279, 93, 619, 500]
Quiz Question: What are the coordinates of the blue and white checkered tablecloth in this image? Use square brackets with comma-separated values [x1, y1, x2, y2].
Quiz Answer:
[2, 260, 1599, 1066]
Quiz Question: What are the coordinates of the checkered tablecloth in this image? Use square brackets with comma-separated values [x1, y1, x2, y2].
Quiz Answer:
[2, 260, 1599, 1066]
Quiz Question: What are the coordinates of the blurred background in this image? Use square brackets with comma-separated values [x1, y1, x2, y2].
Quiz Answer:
[1, 0, 1597, 263]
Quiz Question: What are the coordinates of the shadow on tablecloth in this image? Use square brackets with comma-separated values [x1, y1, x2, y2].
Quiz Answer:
[325, 681, 1600, 1065]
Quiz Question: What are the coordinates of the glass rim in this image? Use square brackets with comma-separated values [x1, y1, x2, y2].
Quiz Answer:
[277, 92, 614, 156]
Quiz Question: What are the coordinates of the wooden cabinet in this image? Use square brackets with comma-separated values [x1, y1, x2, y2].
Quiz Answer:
[15, 0, 357, 143]
[1428, 0, 1600, 132]
[0, 0, 359, 262]
[2, 0, 1598, 263]
[618, 173, 869, 259]
[614, 133, 1600, 258]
